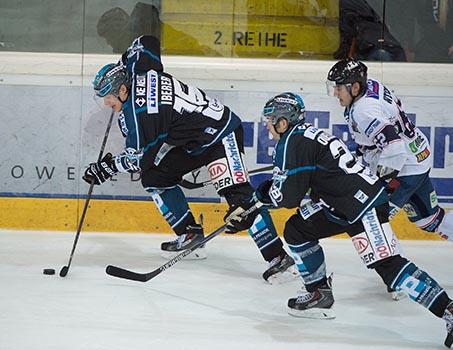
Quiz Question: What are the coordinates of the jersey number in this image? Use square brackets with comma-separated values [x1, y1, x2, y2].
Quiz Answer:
[328, 139, 377, 185]
[173, 80, 224, 120]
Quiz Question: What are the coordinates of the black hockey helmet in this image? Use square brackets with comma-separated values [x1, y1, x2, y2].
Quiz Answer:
[262, 92, 306, 126]
[93, 63, 131, 98]
[326, 59, 368, 96]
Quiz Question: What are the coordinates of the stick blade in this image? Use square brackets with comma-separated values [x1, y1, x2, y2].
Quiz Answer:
[59, 266, 69, 277]
[105, 265, 155, 282]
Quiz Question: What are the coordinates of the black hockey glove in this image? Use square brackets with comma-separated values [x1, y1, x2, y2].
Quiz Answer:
[254, 179, 273, 205]
[83, 153, 118, 185]
[377, 165, 399, 182]
[224, 200, 260, 234]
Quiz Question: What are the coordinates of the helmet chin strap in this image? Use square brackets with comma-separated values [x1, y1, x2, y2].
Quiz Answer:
[274, 117, 289, 137]
[118, 89, 129, 104]
[346, 83, 365, 106]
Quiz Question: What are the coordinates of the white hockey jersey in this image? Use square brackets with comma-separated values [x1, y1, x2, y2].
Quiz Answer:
[344, 79, 432, 177]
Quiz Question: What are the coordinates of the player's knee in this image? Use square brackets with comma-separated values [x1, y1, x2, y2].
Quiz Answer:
[222, 183, 254, 205]
[284, 215, 309, 245]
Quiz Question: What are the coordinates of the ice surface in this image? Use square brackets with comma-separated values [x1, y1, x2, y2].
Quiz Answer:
[0, 230, 451, 350]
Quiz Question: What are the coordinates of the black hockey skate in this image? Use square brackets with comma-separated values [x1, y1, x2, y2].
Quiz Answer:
[444, 301, 453, 348]
[287, 275, 335, 319]
[160, 223, 206, 260]
[262, 252, 299, 284]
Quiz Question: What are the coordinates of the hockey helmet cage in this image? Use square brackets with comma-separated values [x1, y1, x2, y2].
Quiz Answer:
[326, 59, 368, 96]
[262, 92, 306, 126]
[93, 63, 131, 98]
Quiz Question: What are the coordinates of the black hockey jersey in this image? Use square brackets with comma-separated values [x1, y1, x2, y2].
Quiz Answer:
[269, 123, 386, 223]
[118, 71, 241, 172]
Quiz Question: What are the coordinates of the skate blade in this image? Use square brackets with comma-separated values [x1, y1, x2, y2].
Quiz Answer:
[265, 266, 300, 285]
[390, 290, 407, 301]
[287, 306, 336, 319]
[160, 248, 207, 260]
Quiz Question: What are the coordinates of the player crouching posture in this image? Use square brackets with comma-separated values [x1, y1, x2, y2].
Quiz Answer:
[83, 35, 298, 284]
[224, 92, 453, 347]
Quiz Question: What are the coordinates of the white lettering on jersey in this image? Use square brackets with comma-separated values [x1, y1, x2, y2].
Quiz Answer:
[160, 75, 173, 105]
[172, 78, 224, 121]
[146, 70, 159, 114]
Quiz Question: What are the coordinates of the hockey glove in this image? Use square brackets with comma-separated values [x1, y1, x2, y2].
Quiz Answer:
[83, 153, 118, 185]
[253, 179, 273, 205]
[377, 165, 399, 182]
[224, 201, 260, 234]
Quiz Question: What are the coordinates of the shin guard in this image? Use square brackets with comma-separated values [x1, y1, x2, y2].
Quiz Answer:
[148, 186, 195, 235]
[287, 241, 327, 292]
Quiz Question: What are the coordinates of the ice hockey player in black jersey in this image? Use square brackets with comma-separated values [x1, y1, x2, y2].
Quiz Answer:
[83, 35, 297, 284]
[224, 92, 453, 347]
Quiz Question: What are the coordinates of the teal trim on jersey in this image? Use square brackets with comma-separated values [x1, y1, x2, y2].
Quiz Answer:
[287, 165, 317, 175]
[143, 133, 169, 153]
[349, 187, 386, 224]
[292, 129, 306, 135]
[135, 106, 147, 114]
[130, 63, 140, 150]
[275, 123, 306, 170]
[143, 48, 161, 63]
[123, 98, 140, 150]
[188, 110, 241, 155]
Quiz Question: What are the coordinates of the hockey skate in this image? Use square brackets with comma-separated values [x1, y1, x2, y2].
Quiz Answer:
[443, 301, 453, 348]
[287, 275, 335, 319]
[160, 223, 207, 260]
[262, 252, 299, 284]
[387, 285, 407, 301]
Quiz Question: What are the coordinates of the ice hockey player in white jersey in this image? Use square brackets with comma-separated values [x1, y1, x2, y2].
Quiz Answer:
[326, 58, 453, 243]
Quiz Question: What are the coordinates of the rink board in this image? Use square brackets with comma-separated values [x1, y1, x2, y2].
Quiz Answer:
[0, 197, 443, 240]
[1, 55, 452, 237]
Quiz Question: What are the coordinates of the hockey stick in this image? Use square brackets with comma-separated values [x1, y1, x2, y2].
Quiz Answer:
[59, 110, 115, 277]
[105, 201, 263, 282]
[179, 165, 273, 189]
[446, 330, 453, 348]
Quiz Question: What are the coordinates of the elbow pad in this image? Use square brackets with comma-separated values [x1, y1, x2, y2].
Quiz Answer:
[114, 148, 142, 173]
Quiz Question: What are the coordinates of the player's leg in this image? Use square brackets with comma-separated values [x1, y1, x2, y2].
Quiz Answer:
[222, 184, 298, 283]
[283, 202, 348, 319]
[391, 171, 453, 241]
[352, 205, 453, 343]
[210, 127, 297, 284]
[141, 147, 207, 259]
[374, 254, 453, 345]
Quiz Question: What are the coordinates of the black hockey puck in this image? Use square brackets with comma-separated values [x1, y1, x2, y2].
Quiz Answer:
[43, 268, 56, 275]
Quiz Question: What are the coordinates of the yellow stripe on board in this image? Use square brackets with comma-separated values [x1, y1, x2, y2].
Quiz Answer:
[160, 0, 339, 58]
[0, 197, 444, 241]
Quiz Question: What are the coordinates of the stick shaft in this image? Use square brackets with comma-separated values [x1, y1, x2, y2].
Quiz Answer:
[62, 110, 115, 275]
[106, 202, 263, 282]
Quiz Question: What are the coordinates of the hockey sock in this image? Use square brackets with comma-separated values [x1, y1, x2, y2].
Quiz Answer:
[148, 186, 196, 235]
[247, 209, 284, 261]
[287, 240, 327, 292]
[390, 261, 451, 317]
